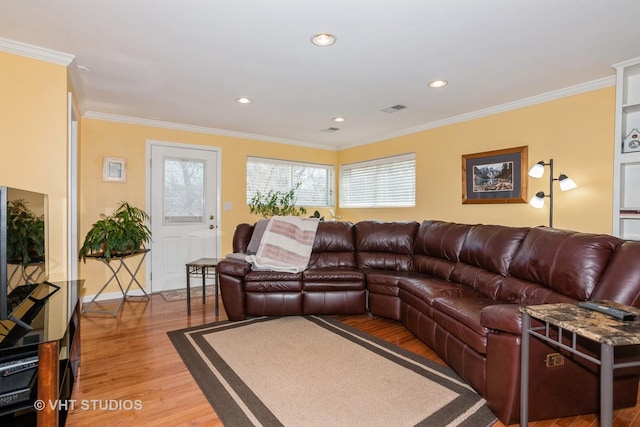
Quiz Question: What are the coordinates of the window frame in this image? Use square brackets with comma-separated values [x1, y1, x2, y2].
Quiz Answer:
[339, 153, 416, 208]
[246, 156, 335, 207]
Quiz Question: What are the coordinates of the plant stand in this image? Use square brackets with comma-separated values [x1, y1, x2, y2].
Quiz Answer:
[82, 249, 150, 316]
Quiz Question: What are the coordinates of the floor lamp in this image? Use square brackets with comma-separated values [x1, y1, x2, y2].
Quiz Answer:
[528, 159, 577, 228]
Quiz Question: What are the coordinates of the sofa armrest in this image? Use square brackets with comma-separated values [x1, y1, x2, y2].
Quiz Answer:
[218, 258, 251, 321]
[481, 304, 522, 335]
[217, 257, 252, 277]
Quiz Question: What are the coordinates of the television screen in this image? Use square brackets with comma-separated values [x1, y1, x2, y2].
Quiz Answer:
[0, 187, 49, 322]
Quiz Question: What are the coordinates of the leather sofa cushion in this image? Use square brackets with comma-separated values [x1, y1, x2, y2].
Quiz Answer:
[302, 281, 365, 291]
[433, 296, 494, 336]
[217, 258, 252, 276]
[413, 220, 471, 279]
[302, 267, 364, 282]
[232, 223, 254, 253]
[508, 227, 621, 300]
[308, 221, 357, 269]
[480, 304, 523, 334]
[592, 241, 640, 306]
[459, 224, 529, 275]
[245, 270, 303, 281]
[414, 220, 471, 262]
[450, 263, 505, 300]
[432, 296, 494, 354]
[498, 276, 577, 305]
[355, 220, 419, 270]
[302, 268, 365, 291]
[365, 270, 424, 297]
[245, 280, 303, 292]
[399, 276, 467, 304]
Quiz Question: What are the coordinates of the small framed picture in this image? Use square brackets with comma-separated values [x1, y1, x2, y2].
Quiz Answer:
[103, 157, 127, 183]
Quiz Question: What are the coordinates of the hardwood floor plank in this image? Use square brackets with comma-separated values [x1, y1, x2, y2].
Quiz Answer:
[65, 295, 640, 426]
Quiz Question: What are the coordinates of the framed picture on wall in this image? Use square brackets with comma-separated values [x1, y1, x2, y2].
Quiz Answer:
[103, 157, 127, 183]
[461, 146, 527, 204]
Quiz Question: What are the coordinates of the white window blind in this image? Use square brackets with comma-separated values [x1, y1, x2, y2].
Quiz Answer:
[246, 156, 334, 206]
[340, 153, 416, 208]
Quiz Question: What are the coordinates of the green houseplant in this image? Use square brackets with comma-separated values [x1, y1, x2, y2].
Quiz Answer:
[79, 201, 152, 263]
[7, 199, 45, 266]
[248, 182, 307, 218]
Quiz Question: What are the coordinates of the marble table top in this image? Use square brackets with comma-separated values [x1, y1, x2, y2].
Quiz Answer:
[520, 302, 640, 346]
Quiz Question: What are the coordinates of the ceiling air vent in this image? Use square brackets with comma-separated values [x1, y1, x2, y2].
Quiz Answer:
[321, 127, 340, 133]
[381, 104, 407, 113]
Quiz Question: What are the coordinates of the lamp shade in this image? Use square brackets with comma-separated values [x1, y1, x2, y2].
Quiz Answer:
[558, 174, 577, 191]
[529, 191, 546, 208]
[528, 161, 546, 178]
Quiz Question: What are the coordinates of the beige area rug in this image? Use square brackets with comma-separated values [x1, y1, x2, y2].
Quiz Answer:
[159, 285, 216, 302]
[167, 316, 497, 427]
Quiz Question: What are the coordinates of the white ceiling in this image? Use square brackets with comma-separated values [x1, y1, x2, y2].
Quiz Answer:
[1, 0, 640, 150]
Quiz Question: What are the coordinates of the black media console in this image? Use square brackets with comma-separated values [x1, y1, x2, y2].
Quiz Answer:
[0, 280, 82, 426]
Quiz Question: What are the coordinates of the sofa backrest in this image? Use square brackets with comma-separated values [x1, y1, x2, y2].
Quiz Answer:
[307, 221, 357, 269]
[503, 227, 622, 302]
[413, 220, 471, 279]
[232, 223, 254, 253]
[591, 240, 640, 307]
[450, 224, 530, 299]
[354, 221, 419, 271]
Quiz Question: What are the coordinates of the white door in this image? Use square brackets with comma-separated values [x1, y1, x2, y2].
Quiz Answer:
[149, 142, 219, 292]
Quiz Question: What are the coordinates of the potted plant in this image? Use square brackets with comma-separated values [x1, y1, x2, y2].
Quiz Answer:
[79, 201, 152, 263]
[248, 182, 307, 218]
[6, 199, 45, 266]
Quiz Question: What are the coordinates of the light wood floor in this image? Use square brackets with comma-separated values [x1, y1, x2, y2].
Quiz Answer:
[65, 294, 640, 427]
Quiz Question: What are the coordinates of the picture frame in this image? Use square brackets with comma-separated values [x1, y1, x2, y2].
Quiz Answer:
[103, 157, 127, 183]
[461, 146, 527, 204]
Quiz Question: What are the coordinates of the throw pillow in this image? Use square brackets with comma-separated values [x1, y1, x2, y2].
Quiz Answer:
[246, 219, 269, 255]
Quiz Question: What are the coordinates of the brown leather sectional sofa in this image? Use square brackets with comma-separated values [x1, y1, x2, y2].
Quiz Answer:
[217, 219, 640, 425]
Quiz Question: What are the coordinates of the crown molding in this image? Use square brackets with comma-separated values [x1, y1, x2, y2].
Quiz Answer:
[338, 76, 616, 150]
[82, 111, 339, 151]
[83, 76, 614, 153]
[0, 37, 74, 65]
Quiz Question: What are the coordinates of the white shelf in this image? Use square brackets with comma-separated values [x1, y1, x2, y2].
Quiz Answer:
[613, 57, 640, 239]
[622, 103, 640, 114]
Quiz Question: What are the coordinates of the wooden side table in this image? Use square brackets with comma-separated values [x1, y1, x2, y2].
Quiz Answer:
[520, 302, 640, 427]
[185, 258, 222, 316]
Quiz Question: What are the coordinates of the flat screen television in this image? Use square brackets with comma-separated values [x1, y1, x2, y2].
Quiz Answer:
[0, 187, 58, 345]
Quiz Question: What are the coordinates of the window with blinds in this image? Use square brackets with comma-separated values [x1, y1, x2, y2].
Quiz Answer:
[340, 153, 416, 208]
[246, 156, 334, 206]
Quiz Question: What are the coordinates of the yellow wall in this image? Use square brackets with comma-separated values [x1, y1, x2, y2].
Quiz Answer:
[78, 119, 338, 295]
[79, 87, 615, 296]
[338, 87, 615, 233]
[0, 51, 69, 281]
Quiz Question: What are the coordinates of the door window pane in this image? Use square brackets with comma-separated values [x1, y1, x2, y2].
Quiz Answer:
[163, 158, 205, 224]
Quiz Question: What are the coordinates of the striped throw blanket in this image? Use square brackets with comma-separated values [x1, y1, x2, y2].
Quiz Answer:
[246, 216, 319, 273]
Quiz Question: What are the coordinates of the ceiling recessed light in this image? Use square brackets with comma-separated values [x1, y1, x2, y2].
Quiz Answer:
[428, 80, 448, 88]
[236, 97, 252, 104]
[311, 33, 336, 47]
[332, 117, 346, 122]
